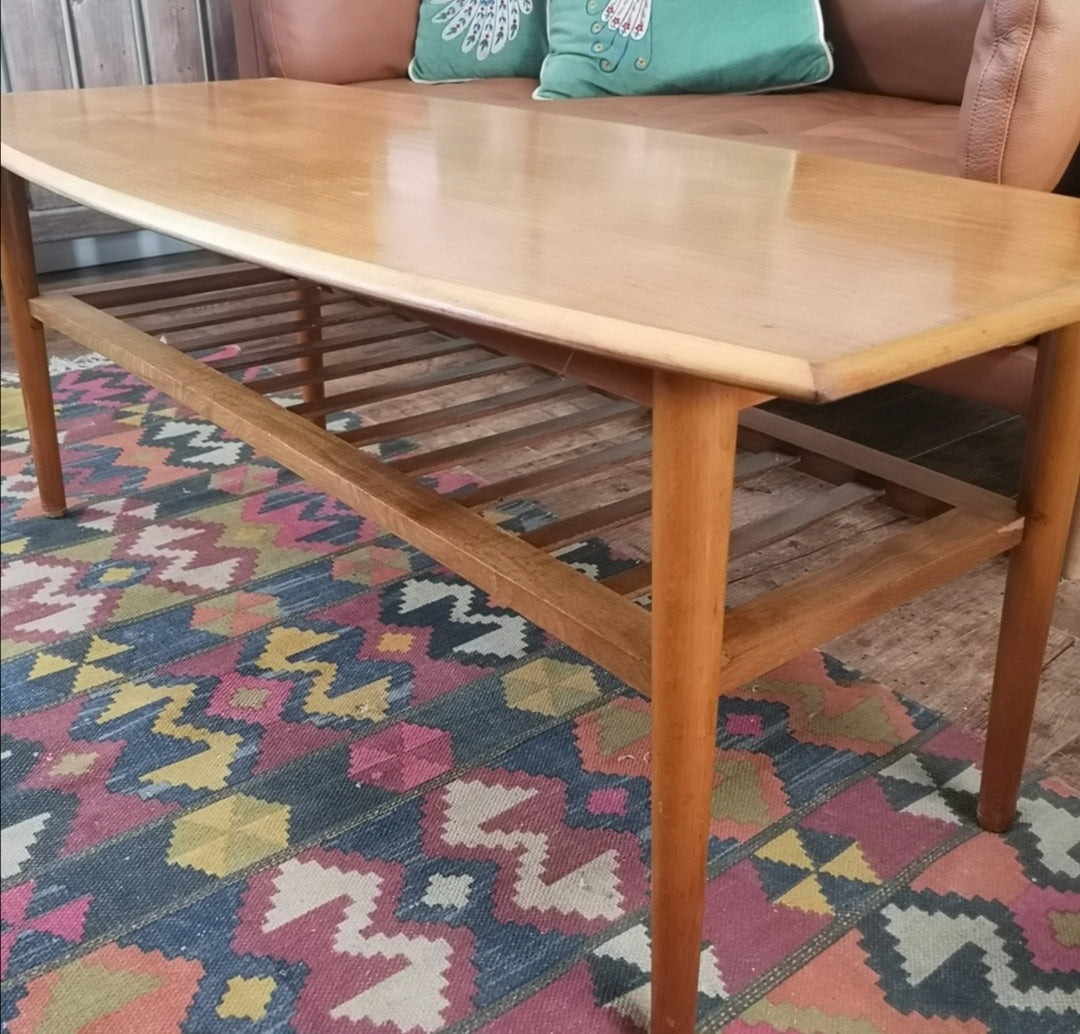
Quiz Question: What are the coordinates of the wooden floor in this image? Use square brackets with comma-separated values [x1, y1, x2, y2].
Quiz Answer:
[2, 252, 1077, 788]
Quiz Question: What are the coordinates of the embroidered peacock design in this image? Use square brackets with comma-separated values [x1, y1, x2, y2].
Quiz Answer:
[430, 0, 535, 61]
[587, 0, 653, 72]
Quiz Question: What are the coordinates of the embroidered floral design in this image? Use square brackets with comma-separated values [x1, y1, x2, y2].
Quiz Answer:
[431, 0, 535, 60]
[588, 0, 653, 72]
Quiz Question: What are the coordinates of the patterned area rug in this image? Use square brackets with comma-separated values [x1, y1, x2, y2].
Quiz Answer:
[1, 365, 1077, 1033]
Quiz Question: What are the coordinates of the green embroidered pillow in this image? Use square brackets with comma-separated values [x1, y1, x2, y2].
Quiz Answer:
[409, 0, 548, 82]
[535, 0, 833, 100]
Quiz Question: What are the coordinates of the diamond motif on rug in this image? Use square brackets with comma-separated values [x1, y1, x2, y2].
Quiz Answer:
[166, 794, 290, 877]
[503, 657, 603, 716]
[349, 723, 455, 792]
[3, 363, 1078, 1034]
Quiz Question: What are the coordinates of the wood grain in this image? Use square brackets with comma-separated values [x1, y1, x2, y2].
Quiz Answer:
[740, 408, 1019, 521]
[718, 509, 1024, 694]
[0, 171, 66, 515]
[393, 400, 642, 476]
[3, 79, 1079, 399]
[2, 0, 236, 241]
[30, 291, 654, 690]
[339, 378, 583, 448]
[5, 264, 1075, 792]
[0, 0, 75, 93]
[140, 0, 207, 83]
[70, 263, 289, 306]
[979, 327, 1080, 830]
[649, 372, 740, 1034]
[66, 0, 143, 88]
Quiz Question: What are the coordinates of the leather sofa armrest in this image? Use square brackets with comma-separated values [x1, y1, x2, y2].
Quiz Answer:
[958, 0, 1080, 190]
[235, 0, 421, 84]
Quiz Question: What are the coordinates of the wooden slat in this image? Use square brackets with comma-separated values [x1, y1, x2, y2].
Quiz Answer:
[244, 330, 468, 393]
[168, 307, 366, 353]
[598, 563, 654, 600]
[391, 401, 644, 476]
[599, 450, 805, 597]
[740, 408, 1017, 522]
[108, 277, 342, 319]
[30, 292, 652, 690]
[132, 294, 364, 335]
[340, 378, 585, 447]
[207, 315, 411, 371]
[289, 355, 526, 419]
[522, 491, 652, 550]
[715, 508, 1024, 694]
[66, 263, 285, 306]
[459, 435, 653, 507]
[731, 481, 882, 556]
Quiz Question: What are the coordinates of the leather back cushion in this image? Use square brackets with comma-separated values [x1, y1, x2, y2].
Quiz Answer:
[254, 0, 420, 83]
[251, 0, 988, 101]
[959, 0, 1080, 189]
[822, 0, 986, 104]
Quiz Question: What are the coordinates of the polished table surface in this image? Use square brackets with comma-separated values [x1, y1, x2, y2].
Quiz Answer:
[3, 77, 1079, 401]
[4, 76, 1080, 1034]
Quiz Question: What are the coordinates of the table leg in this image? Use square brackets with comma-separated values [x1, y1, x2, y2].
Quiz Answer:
[650, 371, 739, 1033]
[0, 169, 66, 516]
[979, 323, 1080, 832]
[295, 281, 326, 430]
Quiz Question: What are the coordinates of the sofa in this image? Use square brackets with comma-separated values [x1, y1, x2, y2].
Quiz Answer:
[231, 0, 1080, 576]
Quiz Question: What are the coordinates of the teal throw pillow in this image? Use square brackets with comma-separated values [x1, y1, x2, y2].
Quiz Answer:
[535, 0, 833, 100]
[410, 0, 548, 82]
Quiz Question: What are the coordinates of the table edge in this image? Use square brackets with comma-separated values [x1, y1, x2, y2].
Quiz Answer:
[5, 142, 1079, 402]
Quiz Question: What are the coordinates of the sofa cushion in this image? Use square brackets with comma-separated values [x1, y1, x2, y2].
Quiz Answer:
[254, 0, 420, 83]
[821, 0, 985, 105]
[536, 0, 832, 101]
[410, 0, 547, 83]
[357, 78, 960, 176]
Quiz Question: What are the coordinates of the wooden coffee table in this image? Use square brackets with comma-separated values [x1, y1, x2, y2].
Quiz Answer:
[3, 79, 1079, 1034]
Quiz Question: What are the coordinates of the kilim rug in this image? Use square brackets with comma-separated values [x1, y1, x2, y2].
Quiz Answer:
[1, 363, 1078, 1034]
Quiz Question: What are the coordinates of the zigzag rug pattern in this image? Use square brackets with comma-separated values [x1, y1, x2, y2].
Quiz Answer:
[1, 367, 1077, 1033]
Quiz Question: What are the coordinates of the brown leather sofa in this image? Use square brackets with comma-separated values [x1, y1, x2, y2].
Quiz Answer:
[231, 0, 1080, 577]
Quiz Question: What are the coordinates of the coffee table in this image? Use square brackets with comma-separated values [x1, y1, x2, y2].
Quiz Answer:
[3, 79, 1079, 1033]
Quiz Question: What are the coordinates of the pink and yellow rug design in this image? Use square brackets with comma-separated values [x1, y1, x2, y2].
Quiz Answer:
[1, 366, 1077, 1033]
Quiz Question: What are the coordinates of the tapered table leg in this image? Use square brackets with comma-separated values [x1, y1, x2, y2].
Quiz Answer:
[979, 324, 1080, 831]
[0, 168, 66, 516]
[650, 371, 740, 1033]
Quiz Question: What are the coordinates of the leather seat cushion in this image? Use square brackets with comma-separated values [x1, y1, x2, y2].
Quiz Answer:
[356, 78, 960, 177]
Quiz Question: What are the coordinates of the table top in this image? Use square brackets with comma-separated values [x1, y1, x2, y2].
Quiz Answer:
[3, 78, 1079, 400]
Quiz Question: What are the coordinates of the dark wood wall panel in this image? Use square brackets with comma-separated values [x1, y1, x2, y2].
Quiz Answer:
[1, 0, 239, 242]
[141, 0, 207, 83]
[68, 0, 143, 87]
[0, 0, 74, 92]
